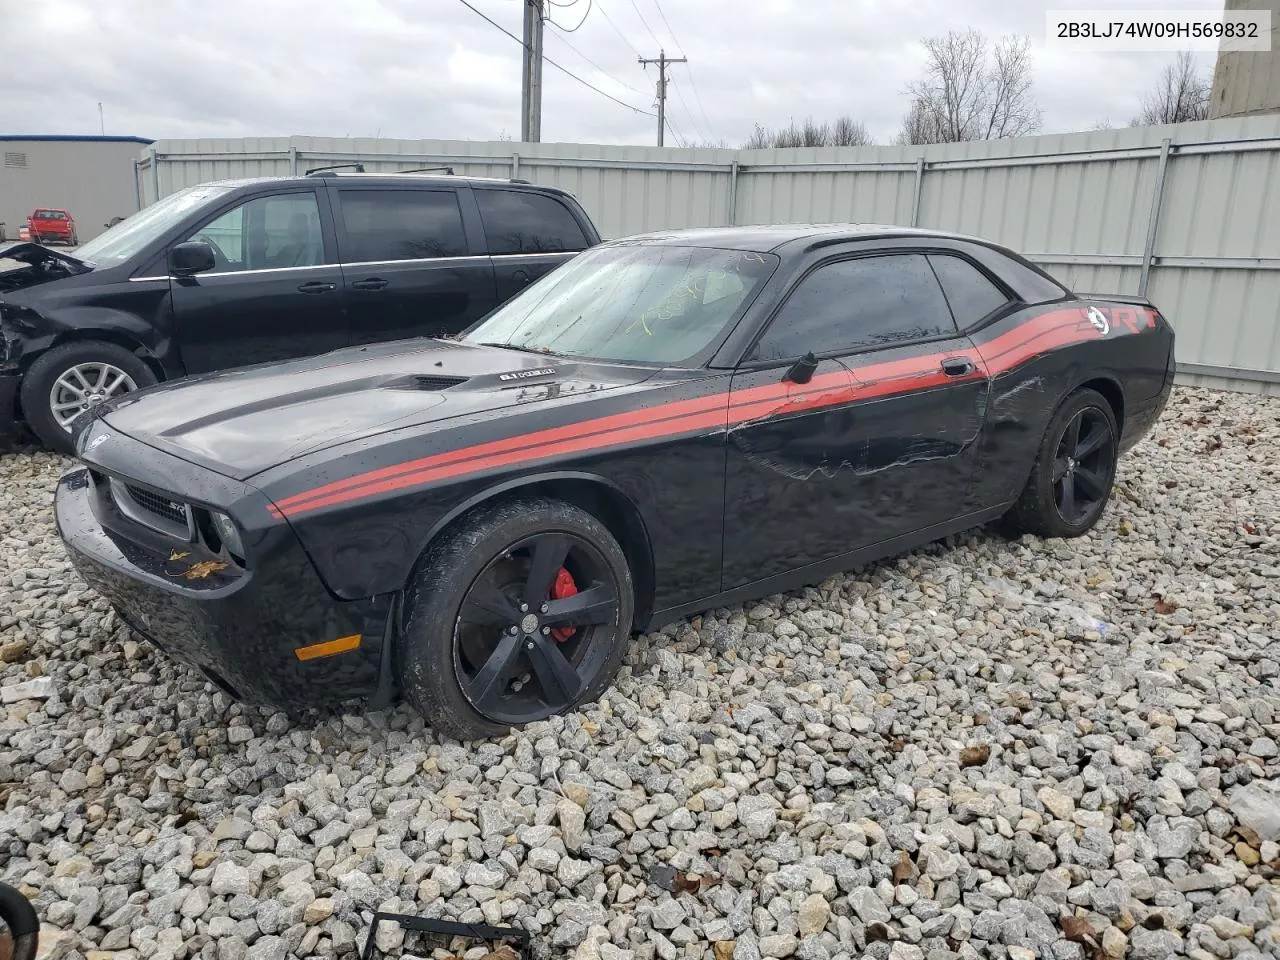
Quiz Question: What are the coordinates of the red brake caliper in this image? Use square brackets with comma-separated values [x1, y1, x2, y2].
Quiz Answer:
[549, 567, 578, 642]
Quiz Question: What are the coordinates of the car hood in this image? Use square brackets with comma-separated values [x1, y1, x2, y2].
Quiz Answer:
[0, 242, 91, 293]
[97, 339, 661, 480]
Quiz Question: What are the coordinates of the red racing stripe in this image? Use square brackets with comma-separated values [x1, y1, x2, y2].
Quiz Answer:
[270, 306, 1108, 518]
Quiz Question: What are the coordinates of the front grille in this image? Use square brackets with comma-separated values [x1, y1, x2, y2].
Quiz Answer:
[108, 478, 194, 540]
[124, 484, 188, 526]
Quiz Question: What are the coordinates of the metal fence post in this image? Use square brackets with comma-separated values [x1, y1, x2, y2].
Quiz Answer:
[1139, 138, 1172, 298]
[289, 145, 299, 176]
[132, 160, 142, 211]
[910, 156, 925, 227]
[512, 153, 520, 180]
[149, 147, 160, 205]
[728, 160, 739, 226]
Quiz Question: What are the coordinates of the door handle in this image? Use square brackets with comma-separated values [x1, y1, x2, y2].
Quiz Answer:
[941, 356, 975, 377]
[513, 269, 530, 284]
[350, 278, 389, 291]
[297, 281, 336, 294]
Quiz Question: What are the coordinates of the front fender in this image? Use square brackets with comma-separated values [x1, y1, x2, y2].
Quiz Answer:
[9, 303, 181, 378]
[277, 467, 656, 605]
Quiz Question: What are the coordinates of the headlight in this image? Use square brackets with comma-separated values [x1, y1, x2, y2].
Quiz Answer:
[209, 511, 245, 561]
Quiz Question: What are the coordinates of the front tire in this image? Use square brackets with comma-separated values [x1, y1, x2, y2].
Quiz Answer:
[1003, 387, 1119, 538]
[20, 342, 157, 454]
[398, 497, 634, 740]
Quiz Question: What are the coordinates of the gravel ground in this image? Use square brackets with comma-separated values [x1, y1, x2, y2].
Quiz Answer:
[2, 385, 1278, 960]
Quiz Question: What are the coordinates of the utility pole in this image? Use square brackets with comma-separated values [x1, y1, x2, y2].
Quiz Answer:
[521, 0, 545, 142]
[638, 49, 687, 146]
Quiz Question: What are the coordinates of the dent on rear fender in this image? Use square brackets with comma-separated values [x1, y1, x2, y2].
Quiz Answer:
[989, 375, 1048, 420]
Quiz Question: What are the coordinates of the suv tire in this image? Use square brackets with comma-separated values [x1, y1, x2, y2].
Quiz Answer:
[20, 342, 158, 454]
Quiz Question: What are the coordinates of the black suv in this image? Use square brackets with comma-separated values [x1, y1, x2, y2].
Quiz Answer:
[0, 172, 601, 452]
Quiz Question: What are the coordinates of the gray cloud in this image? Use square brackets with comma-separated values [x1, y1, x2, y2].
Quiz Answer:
[0, 0, 1221, 146]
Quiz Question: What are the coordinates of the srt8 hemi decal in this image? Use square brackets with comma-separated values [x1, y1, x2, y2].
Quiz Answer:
[267, 304, 1156, 520]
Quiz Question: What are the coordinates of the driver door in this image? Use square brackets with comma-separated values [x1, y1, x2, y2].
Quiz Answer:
[168, 187, 348, 374]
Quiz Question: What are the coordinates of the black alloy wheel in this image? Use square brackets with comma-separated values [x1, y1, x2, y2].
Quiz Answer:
[398, 497, 634, 740]
[454, 531, 620, 725]
[1051, 406, 1116, 526]
[1003, 387, 1120, 539]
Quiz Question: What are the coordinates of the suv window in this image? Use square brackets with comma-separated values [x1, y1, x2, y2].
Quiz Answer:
[337, 189, 468, 263]
[755, 253, 958, 362]
[187, 192, 323, 272]
[475, 189, 588, 254]
[928, 254, 1010, 328]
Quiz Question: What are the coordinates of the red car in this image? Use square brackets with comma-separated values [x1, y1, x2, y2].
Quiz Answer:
[28, 208, 77, 246]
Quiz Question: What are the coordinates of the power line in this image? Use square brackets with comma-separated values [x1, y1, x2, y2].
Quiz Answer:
[626, 0, 663, 48]
[644, 0, 718, 141]
[547, 0, 591, 32]
[664, 115, 687, 148]
[456, 0, 655, 117]
[648, 0, 680, 50]
[669, 80, 707, 143]
[594, 0, 643, 57]
[681, 63, 719, 143]
[546, 22, 650, 97]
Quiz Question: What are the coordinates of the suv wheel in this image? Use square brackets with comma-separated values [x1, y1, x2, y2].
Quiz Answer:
[20, 342, 158, 454]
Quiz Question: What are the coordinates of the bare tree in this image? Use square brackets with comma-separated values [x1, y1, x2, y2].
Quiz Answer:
[1133, 51, 1210, 125]
[896, 29, 1041, 144]
[742, 115, 873, 149]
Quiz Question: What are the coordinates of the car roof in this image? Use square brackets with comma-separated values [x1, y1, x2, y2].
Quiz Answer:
[189, 174, 567, 192]
[606, 223, 1002, 254]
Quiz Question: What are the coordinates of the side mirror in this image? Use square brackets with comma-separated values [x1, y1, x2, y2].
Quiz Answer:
[168, 241, 216, 277]
[783, 352, 818, 385]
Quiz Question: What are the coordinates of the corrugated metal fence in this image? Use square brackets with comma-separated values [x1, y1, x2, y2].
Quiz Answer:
[139, 115, 1280, 394]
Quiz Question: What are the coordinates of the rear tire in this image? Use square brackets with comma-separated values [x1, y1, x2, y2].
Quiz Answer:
[398, 497, 634, 741]
[20, 341, 158, 454]
[1002, 387, 1119, 538]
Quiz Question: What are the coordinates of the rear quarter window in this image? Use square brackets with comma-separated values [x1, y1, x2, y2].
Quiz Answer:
[475, 189, 589, 255]
[928, 254, 1011, 328]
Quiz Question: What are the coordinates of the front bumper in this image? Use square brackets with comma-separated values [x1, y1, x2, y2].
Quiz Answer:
[54, 466, 391, 713]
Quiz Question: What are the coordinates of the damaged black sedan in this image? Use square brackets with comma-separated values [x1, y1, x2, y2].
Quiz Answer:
[55, 225, 1175, 739]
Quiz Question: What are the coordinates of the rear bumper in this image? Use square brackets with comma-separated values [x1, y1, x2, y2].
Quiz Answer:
[54, 466, 391, 713]
[1119, 338, 1175, 454]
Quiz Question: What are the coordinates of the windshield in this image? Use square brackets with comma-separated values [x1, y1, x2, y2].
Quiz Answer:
[462, 244, 779, 365]
[74, 184, 235, 267]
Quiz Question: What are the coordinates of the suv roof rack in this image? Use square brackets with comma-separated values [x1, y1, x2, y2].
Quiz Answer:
[393, 166, 455, 175]
[305, 162, 366, 176]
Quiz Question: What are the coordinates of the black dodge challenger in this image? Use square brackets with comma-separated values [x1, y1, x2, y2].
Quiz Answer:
[54, 224, 1175, 739]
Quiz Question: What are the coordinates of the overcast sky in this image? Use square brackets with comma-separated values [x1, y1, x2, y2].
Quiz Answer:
[0, 0, 1223, 147]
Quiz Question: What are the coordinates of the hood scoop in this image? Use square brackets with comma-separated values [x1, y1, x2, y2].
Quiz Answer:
[392, 374, 469, 391]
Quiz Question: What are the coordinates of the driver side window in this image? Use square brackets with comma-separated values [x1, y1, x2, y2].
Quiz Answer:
[754, 253, 959, 362]
[186, 192, 324, 273]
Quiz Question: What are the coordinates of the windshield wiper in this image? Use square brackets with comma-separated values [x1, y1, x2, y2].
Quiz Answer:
[476, 341, 558, 357]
